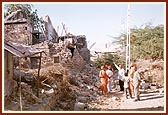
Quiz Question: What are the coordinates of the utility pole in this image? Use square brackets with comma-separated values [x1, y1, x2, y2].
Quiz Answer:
[126, 4, 131, 71]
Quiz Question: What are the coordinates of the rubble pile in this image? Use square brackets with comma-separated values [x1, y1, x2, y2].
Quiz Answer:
[5, 63, 73, 110]
[4, 58, 165, 111]
[137, 60, 164, 87]
[4, 48, 101, 111]
[31, 40, 71, 67]
[31, 40, 86, 71]
[58, 63, 101, 111]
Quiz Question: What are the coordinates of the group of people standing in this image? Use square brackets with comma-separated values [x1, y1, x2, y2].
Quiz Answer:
[99, 62, 141, 102]
[99, 64, 113, 95]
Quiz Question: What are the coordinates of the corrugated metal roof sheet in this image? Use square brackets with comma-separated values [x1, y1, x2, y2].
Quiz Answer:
[4, 41, 44, 57]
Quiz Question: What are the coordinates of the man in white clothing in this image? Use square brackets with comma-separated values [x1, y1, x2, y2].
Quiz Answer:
[106, 65, 113, 92]
[132, 65, 141, 101]
[123, 71, 132, 99]
[114, 63, 125, 91]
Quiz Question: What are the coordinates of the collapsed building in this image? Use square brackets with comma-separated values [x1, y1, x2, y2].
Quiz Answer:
[4, 10, 92, 111]
[4, 10, 90, 67]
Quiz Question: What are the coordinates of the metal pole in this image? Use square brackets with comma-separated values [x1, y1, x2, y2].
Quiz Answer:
[19, 57, 22, 111]
[37, 52, 42, 97]
[126, 4, 131, 71]
[128, 4, 131, 70]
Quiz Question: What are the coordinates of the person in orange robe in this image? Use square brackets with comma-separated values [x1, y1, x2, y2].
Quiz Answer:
[99, 65, 109, 95]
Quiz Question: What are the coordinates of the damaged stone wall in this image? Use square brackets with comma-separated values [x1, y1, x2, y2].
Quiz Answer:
[5, 23, 33, 45]
[4, 11, 92, 111]
[4, 42, 98, 111]
[32, 40, 86, 72]
[76, 36, 90, 63]
[4, 50, 17, 97]
[77, 48, 90, 63]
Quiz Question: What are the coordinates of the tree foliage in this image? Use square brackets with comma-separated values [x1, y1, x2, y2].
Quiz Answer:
[114, 24, 164, 61]
[4, 4, 32, 18]
[94, 53, 125, 70]
[94, 24, 164, 67]
[130, 24, 164, 61]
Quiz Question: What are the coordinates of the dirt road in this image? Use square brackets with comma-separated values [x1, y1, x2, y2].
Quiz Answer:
[87, 88, 165, 112]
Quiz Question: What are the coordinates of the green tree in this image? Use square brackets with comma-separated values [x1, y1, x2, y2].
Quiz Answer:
[94, 24, 164, 68]
[116, 24, 164, 61]
[130, 24, 164, 61]
[4, 4, 32, 17]
[94, 53, 125, 70]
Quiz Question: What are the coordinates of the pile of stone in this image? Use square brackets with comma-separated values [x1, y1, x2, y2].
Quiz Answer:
[4, 35, 99, 111]
[137, 60, 164, 87]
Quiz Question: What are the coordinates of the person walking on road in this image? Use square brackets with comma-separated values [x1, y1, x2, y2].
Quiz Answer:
[114, 63, 125, 91]
[123, 70, 132, 99]
[132, 64, 141, 101]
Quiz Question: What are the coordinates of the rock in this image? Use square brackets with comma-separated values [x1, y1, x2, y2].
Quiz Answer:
[80, 91, 90, 97]
[74, 102, 87, 110]
[112, 96, 120, 101]
[77, 96, 89, 103]
[112, 97, 117, 101]
[44, 88, 54, 95]
[140, 80, 151, 90]
[158, 88, 164, 95]
[59, 102, 69, 109]
[4, 101, 20, 111]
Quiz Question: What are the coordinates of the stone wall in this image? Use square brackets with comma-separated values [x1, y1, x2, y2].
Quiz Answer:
[76, 36, 90, 63]
[5, 23, 32, 45]
[32, 40, 86, 71]
[4, 50, 17, 97]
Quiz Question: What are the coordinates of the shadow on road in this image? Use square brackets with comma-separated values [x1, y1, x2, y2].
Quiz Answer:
[107, 106, 164, 111]
[140, 94, 160, 97]
[140, 95, 164, 101]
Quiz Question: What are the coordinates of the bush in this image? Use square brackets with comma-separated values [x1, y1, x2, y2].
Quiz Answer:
[94, 53, 125, 70]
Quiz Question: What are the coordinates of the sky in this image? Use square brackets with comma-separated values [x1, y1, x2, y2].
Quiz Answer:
[32, 2, 165, 52]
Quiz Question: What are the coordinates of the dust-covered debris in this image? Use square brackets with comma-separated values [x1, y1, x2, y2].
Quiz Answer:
[4, 58, 165, 111]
